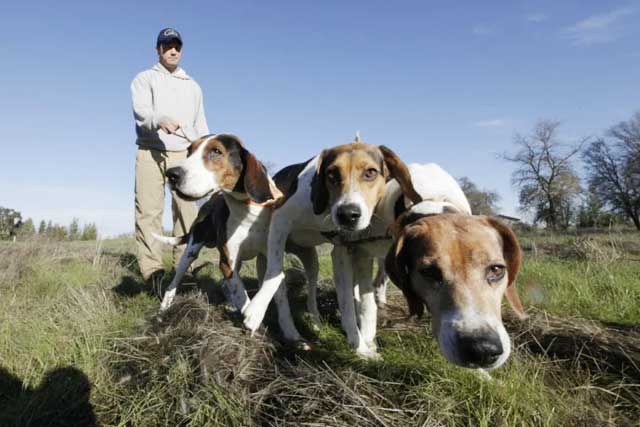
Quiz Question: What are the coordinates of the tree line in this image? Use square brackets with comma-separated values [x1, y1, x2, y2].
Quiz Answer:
[0, 208, 98, 241]
[4, 113, 639, 237]
[503, 112, 640, 230]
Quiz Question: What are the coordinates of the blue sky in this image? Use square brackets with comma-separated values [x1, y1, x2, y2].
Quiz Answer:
[2, 0, 639, 236]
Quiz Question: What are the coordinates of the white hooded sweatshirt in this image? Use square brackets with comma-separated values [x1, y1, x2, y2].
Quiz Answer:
[131, 63, 209, 151]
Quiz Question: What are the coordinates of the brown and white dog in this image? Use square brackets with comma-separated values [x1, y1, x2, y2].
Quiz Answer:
[241, 138, 422, 352]
[329, 163, 472, 359]
[385, 212, 527, 369]
[157, 133, 322, 343]
[158, 133, 277, 312]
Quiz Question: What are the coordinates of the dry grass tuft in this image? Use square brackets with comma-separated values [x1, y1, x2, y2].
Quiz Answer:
[557, 237, 623, 263]
[507, 309, 640, 380]
[252, 358, 437, 427]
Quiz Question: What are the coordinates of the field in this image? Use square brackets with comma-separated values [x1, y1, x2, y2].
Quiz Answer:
[1, 229, 639, 427]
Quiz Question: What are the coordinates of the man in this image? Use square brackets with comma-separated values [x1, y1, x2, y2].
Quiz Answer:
[131, 27, 209, 291]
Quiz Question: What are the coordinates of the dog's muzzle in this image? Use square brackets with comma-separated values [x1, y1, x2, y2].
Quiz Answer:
[166, 166, 185, 188]
[336, 203, 362, 229]
[455, 329, 503, 368]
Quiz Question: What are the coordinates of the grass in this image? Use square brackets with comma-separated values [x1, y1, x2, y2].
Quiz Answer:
[0, 230, 639, 426]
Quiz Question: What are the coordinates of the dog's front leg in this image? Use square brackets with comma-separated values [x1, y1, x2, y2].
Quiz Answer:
[373, 257, 388, 306]
[273, 282, 305, 343]
[332, 246, 375, 358]
[258, 253, 305, 343]
[242, 209, 290, 333]
[219, 244, 249, 312]
[160, 237, 203, 311]
[288, 245, 321, 324]
[353, 253, 379, 357]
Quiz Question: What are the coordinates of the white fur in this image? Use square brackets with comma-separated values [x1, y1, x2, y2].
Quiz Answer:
[332, 191, 371, 232]
[408, 200, 460, 216]
[438, 309, 511, 370]
[172, 135, 220, 199]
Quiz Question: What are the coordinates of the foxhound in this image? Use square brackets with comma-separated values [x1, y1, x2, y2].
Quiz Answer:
[241, 139, 422, 354]
[157, 133, 323, 343]
[327, 163, 475, 358]
[385, 212, 526, 369]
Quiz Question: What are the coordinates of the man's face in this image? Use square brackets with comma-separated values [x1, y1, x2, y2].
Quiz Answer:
[157, 41, 182, 68]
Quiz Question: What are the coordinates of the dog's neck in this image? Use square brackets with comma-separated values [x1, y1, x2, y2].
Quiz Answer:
[221, 180, 283, 215]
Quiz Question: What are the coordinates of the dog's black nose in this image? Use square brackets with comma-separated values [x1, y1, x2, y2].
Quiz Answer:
[457, 330, 503, 367]
[166, 167, 184, 186]
[336, 204, 362, 227]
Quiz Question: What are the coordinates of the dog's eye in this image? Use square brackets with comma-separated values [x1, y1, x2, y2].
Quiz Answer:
[363, 168, 378, 181]
[326, 170, 340, 184]
[486, 264, 506, 282]
[206, 148, 222, 160]
[419, 264, 443, 284]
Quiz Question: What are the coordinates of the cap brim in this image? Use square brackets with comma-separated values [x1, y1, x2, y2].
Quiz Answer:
[157, 37, 183, 47]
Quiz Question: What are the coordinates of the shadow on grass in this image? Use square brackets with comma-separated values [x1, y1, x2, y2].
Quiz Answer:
[506, 313, 640, 382]
[112, 275, 150, 298]
[0, 366, 98, 427]
[111, 271, 220, 302]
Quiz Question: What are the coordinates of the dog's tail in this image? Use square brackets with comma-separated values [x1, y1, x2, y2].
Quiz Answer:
[152, 232, 189, 246]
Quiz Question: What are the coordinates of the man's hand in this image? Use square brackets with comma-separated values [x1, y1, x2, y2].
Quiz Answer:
[158, 117, 181, 134]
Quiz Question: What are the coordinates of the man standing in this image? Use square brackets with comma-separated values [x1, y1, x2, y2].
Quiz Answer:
[131, 28, 209, 290]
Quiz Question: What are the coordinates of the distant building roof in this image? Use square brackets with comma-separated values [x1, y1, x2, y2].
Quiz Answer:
[497, 214, 520, 222]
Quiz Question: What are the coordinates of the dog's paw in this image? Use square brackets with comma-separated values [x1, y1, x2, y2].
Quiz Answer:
[159, 292, 175, 312]
[356, 346, 382, 361]
[242, 301, 268, 333]
[222, 281, 249, 312]
[365, 340, 378, 352]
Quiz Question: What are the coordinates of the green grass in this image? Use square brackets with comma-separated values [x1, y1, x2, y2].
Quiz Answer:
[0, 232, 639, 426]
[519, 257, 640, 324]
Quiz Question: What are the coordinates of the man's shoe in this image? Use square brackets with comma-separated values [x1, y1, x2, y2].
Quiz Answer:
[147, 270, 165, 299]
[182, 272, 197, 285]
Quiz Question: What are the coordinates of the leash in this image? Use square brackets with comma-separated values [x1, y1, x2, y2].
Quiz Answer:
[171, 127, 193, 143]
[168, 127, 194, 235]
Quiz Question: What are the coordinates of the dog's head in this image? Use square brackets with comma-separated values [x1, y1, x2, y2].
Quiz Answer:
[166, 134, 274, 202]
[310, 139, 421, 232]
[385, 213, 526, 370]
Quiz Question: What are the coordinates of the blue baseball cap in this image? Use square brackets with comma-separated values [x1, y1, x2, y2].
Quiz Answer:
[156, 28, 182, 47]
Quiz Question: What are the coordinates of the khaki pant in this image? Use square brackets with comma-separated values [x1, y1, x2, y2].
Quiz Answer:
[135, 147, 197, 280]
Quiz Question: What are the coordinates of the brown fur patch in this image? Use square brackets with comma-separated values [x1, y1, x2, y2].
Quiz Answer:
[310, 142, 422, 217]
[187, 135, 210, 156]
[385, 214, 526, 319]
[311, 143, 389, 214]
[201, 138, 244, 191]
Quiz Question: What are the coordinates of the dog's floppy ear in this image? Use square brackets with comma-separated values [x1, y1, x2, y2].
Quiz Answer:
[242, 150, 274, 203]
[385, 231, 425, 318]
[486, 216, 528, 320]
[310, 150, 329, 214]
[379, 145, 422, 205]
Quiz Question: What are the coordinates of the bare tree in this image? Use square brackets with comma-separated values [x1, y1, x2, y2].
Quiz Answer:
[583, 112, 640, 229]
[504, 120, 586, 230]
[457, 177, 501, 215]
